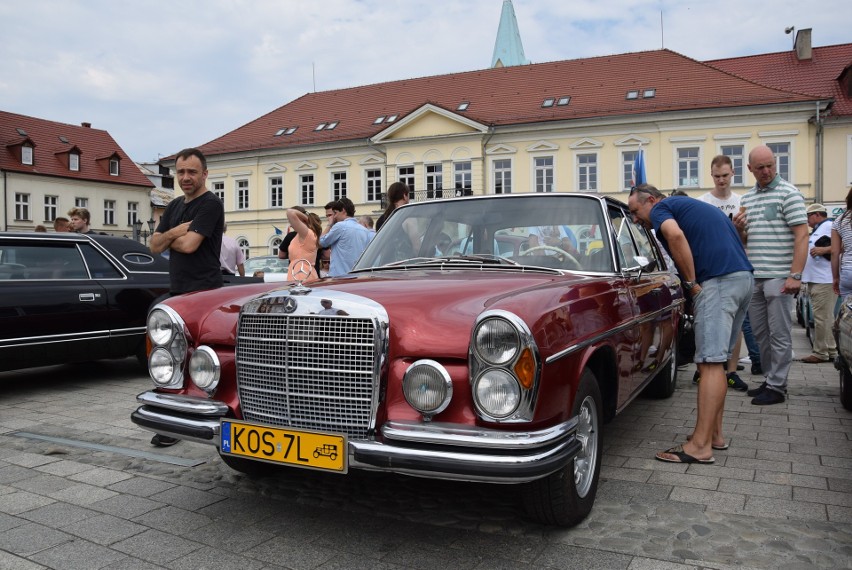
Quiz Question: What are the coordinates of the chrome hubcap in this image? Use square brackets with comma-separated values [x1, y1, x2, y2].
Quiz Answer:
[573, 396, 599, 498]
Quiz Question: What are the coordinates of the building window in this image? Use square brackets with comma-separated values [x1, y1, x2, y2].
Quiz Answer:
[398, 166, 415, 198]
[109, 158, 119, 176]
[238, 238, 250, 259]
[622, 151, 638, 190]
[44, 195, 58, 222]
[15, 193, 30, 221]
[22, 145, 33, 165]
[69, 153, 80, 172]
[75, 197, 88, 208]
[365, 169, 382, 202]
[269, 177, 283, 208]
[426, 164, 443, 198]
[213, 181, 225, 202]
[331, 171, 347, 201]
[128, 202, 138, 226]
[677, 147, 700, 188]
[104, 200, 116, 225]
[300, 174, 315, 206]
[720, 145, 745, 186]
[454, 161, 472, 196]
[493, 159, 512, 194]
[534, 156, 554, 192]
[236, 180, 249, 210]
[767, 142, 791, 181]
[577, 153, 598, 192]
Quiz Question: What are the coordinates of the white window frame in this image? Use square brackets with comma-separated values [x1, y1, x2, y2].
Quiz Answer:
[109, 158, 119, 176]
[492, 158, 512, 194]
[675, 146, 701, 188]
[127, 202, 138, 227]
[621, 150, 638, 191]
[15, 193, 30, 221]
[300, 174, 315, 206]
[331, 171, 347, 201]
[398, 166, 415, 197]
[69, 153, 80, 172]
[75, 197, 88, 209]
[44, 195, 58, 222]
[212, 181, 225, 202]
[453, 161, 472, 195]
[425, 163, 443, 198]
[365, 169, 382, 202]
[576, 152, 598, 192]
[104, 199, 116, 225]
[766, 141, 792, 182]
[236, 179, 249, 210]
[268, 176, 284, 209]
[22, 146, 33, 165]
[533, 155, 555, 193]
[719, 144, 746, 187]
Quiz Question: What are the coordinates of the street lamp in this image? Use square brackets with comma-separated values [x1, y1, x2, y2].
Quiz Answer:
[134, 218, 156, 246]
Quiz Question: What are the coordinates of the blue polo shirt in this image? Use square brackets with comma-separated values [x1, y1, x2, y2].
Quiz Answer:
[650, 196, 752, 284]
[319, 217, 373, 276]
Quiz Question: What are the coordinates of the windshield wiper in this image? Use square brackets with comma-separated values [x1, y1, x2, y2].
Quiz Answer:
[451, 254, 519, 265]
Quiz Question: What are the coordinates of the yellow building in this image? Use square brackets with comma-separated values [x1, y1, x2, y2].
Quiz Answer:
[169, 41, 849, 260]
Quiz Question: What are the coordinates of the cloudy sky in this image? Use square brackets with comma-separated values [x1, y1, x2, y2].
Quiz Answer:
[2, 0, 849, 163]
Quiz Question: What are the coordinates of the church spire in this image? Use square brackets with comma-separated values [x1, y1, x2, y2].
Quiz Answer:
[491, 0, 529, 68]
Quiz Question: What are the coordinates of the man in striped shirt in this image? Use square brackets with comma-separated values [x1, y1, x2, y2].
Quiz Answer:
[733, 145, 808, 405]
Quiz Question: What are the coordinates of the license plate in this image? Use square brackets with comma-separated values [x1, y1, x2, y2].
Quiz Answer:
[221, 420, 347, 473]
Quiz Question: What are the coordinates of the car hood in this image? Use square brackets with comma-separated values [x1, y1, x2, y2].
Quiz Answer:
[164, 270, 606, 359]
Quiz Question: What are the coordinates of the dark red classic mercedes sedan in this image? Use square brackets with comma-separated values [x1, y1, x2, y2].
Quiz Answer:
[132, 193, 683, 526]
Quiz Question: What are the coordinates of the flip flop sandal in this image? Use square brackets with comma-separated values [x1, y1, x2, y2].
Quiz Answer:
[655, 444, 715, 464]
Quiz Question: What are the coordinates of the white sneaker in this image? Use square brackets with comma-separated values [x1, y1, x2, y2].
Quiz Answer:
[738, 356, 751, 364]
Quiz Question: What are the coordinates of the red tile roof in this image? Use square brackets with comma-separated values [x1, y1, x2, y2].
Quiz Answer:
[709, 43, 852, 118]
[0, 111, 153, 188]
[195, 49, 821, 158]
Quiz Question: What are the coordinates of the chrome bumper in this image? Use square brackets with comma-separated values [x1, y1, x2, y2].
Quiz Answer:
[131, 391, 581, 483]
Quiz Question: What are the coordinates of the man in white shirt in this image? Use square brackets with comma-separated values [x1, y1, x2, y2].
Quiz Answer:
[800, 203, 837, 363]
[219, 223, 246, 276]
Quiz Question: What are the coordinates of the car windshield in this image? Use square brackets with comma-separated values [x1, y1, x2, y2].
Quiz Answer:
[244, 256, 289, 274]
[354, 194, 614, 273]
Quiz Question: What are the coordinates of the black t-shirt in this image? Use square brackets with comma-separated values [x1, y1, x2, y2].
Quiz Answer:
[156, 191, 224, 294]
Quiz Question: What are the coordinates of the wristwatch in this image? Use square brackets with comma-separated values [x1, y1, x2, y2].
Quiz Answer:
[683, 280, 697, 291]
[789, 272, 803, 280]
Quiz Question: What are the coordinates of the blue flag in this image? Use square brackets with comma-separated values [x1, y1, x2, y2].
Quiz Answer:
[273, 225, 283, 235]
[632, 148, 647, 187]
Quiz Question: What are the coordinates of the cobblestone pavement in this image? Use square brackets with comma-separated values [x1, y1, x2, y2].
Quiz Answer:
[1, 324, 850, 569]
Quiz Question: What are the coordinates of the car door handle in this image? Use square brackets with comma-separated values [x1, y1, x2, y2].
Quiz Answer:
[79, 293, 97, 302]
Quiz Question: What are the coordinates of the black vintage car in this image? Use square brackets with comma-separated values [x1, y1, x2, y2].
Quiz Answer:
[0, 232, 170, 372]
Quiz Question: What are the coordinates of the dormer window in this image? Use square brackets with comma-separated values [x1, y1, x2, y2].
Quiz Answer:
[315, 123, 327, 131]
[643, 88, 656, 98]
[457, 102, 470, 111]
[374, 116, 386, 124]
[557, 96, 571, 106]
[109, 158, 119, 176]
[626, 90, 639, 100]
[541, 98, 555, 108]
[70, 153, 80, 172]
[22, 145, 33, 165]
[387, 114, 398, 123]
[325, 121, 338, 130]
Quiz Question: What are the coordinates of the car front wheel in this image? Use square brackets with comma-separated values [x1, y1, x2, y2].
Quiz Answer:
[522, 368, 602, 526]
[840, 359, 852, 411]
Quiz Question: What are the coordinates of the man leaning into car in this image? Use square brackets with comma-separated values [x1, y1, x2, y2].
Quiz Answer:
[629, 184, 753, 465]
[148, 147, 225, 446]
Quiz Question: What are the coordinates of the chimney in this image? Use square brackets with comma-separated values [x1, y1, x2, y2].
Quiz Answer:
[81, 122, 92, 128]
[794, 28, 812, 61]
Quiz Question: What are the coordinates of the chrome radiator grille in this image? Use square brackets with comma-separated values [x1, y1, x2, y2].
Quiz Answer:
[236, 313, 380, 439]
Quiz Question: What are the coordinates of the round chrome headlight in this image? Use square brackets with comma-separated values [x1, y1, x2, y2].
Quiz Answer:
[149, 347, 177, 387]
[474, 318, 519, 365]
[189, 346, 220, 392]
[402, 360, 453, 416]
[473, 369, 521, 418]
[148, 309, 176, 346]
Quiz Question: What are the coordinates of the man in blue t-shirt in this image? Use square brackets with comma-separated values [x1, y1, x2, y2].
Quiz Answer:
[629, 184, 753, 465]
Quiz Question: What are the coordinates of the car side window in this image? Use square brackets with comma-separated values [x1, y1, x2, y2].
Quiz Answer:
[80, 244, 123, 279]
[625, 218, 662, 271]
[609, 207, 640, 269]
[0, 243, 87, 280]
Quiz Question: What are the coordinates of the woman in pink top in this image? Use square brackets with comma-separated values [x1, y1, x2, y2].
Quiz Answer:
[285, 208, 321, 282]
